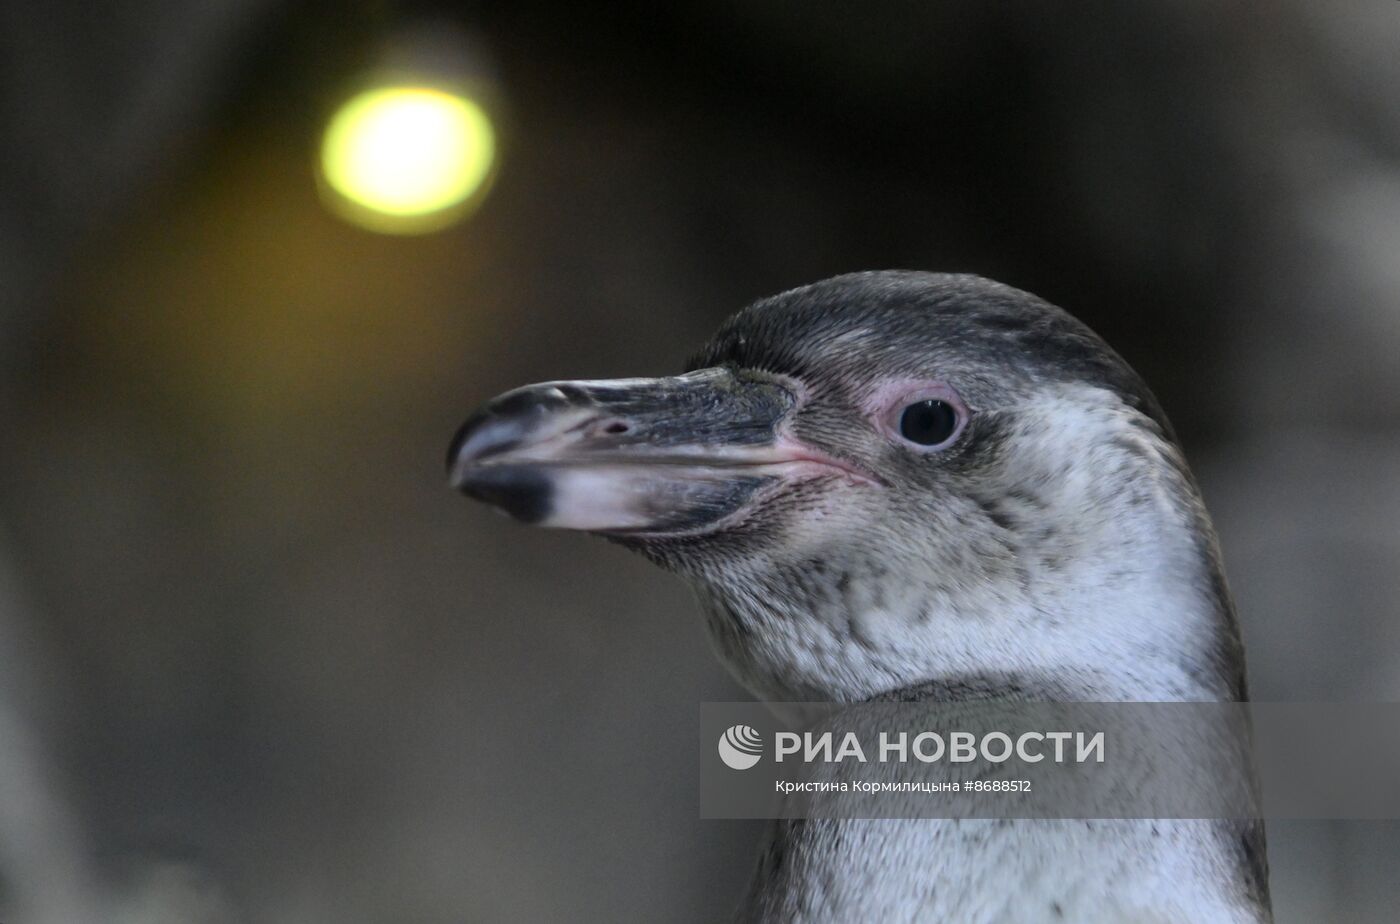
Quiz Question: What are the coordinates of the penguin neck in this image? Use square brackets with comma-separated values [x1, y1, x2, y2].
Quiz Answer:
[903, 550, 1244, 704]
[696, 479, 1245, 705]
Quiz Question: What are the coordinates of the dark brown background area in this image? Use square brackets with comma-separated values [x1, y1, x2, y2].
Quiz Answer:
[1, 2, 1398, 921]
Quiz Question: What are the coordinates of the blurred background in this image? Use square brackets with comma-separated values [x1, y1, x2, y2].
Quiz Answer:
[1, 1, 1398, 921]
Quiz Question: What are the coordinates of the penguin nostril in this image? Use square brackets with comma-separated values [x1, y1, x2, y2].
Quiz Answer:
[602, 421, 631, 435]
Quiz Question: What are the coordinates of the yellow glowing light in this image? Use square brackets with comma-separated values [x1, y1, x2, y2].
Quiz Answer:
[320, 86, 496, 232]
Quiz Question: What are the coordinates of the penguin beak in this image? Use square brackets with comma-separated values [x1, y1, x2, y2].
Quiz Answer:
[448, 367, 872, 535]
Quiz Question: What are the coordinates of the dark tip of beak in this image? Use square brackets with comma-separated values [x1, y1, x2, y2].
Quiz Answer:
[447, 412, 485, 475]
[449, 384, 592, 483]
[447, 407, 538, 480]
[455, 465, 554, 524]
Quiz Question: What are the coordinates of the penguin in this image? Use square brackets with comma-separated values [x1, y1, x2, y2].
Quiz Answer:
[448, 271, 1270, 923]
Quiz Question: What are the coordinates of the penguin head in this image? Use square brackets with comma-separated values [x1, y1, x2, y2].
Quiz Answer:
[450, 272, 1242, 700]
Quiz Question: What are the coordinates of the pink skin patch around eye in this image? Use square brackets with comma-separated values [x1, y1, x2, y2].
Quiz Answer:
[861, 380, 971, 449]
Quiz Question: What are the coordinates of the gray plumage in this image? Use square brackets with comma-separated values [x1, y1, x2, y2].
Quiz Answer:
[449, 271, 1270, 922]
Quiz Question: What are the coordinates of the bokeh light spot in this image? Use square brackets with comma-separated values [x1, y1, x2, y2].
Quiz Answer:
[320, 86, 495, 233]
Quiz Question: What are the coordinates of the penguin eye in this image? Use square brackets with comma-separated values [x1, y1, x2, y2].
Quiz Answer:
[870, 382, 968, 451]
[898, 399, 959, 446]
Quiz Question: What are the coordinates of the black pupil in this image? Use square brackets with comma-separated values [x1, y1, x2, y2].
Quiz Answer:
[899, 399, 957, 446]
